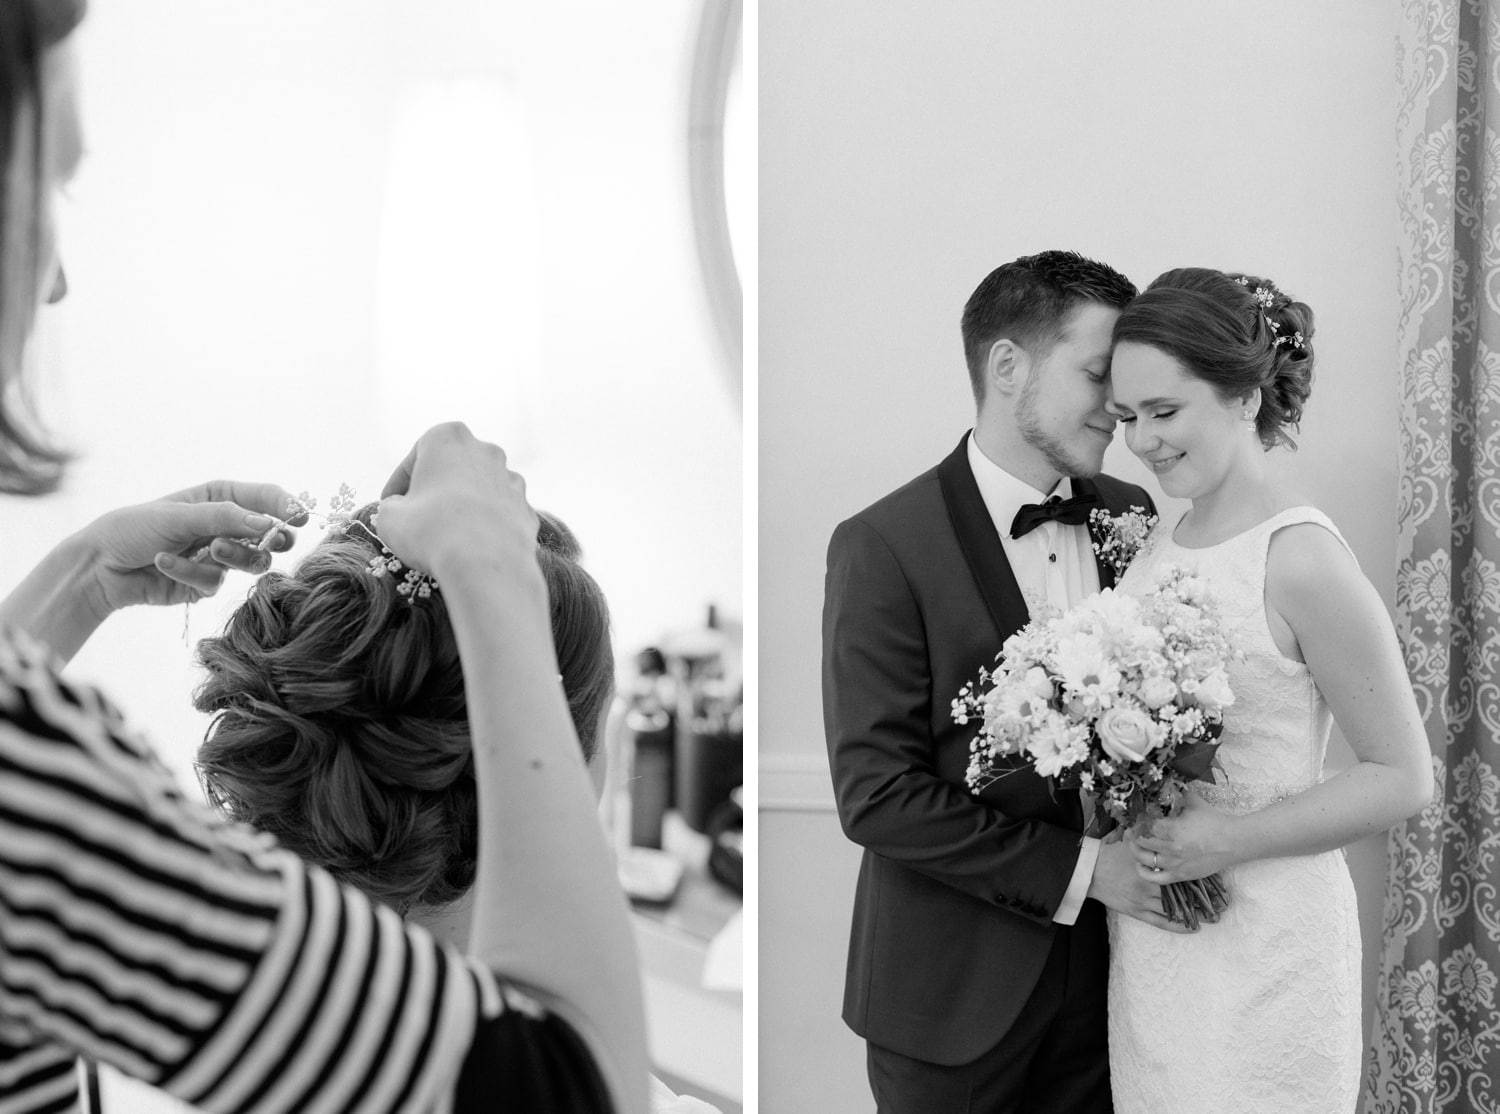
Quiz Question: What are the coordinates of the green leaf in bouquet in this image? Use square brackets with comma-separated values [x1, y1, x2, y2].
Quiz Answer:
[1158, 779, 1184, 814]
[1087, 800, 1114, 838]
[1167, 740, 1221, 784]
[1120, 789, 1152, 831]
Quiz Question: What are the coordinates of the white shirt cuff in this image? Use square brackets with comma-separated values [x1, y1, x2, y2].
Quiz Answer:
[1053, 836, 1101, 926]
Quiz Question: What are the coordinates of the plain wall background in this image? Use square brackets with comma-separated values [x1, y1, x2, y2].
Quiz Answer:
[759, 3, 1399, 1111]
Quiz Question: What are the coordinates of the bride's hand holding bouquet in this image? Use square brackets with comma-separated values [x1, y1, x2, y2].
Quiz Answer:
[953, 563, 1240, 929]
[1131, 791, 1241, 886]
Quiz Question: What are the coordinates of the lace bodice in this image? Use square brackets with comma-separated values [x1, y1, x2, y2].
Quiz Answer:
[1118, 505, 1354, 809]
[1106, 505, 1363, 1113]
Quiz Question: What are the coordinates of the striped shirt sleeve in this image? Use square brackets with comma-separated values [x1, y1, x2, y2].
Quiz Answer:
[0, 629, 610, 1114]
[0, 1041, 78, 1114]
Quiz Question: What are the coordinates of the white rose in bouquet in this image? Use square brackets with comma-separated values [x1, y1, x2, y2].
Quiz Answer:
[1126, 625, 1167, 657]
[1096, 705, 1160, 764]
[1194, 668, 1236, 712]
[1136, 674, 1179, 711]
[1021, 665, 1055, 704]
[1186, 648, 1224, 679]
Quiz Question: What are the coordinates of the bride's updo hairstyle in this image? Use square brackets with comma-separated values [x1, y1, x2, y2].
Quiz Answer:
[1110, 267, 1315, 450]
[194, 507, 613, 915]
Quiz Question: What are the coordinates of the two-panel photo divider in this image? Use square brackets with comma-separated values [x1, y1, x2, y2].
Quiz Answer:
[1, 2, 1496, 1112]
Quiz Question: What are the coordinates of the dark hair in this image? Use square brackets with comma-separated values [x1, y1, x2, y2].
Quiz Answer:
[194, 507, 614, 915]
[960, 250, 1137, 403]
[0, 0, 84, 495]
[1111, 267, 1315, 450]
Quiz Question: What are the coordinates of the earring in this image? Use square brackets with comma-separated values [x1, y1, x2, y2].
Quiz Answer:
[1242, 409, 1256, 434]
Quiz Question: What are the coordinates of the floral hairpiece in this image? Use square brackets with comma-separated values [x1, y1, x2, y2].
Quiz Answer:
[1234, 276, 1304, 350]
[266, 485, 440, 603]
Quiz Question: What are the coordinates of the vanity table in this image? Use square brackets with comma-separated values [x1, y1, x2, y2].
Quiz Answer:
[630, 814, 743, 1113]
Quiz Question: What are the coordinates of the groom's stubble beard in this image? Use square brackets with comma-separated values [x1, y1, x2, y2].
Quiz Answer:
[1016, 376, 1107, 480]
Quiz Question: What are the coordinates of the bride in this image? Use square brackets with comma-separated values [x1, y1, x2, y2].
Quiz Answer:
[1103, 267, 1432, 1112]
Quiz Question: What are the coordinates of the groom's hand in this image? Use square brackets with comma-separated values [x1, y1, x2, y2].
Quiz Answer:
[1087, 838, 1194, 933]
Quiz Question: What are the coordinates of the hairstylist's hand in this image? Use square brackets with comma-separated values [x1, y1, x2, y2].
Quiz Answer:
[83, 480, 306, 611]
[376, 422, 538, 581]
[2, 481, 307, 663]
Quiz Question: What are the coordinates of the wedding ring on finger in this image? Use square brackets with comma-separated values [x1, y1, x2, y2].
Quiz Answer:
[1153, 851, 1161, 873]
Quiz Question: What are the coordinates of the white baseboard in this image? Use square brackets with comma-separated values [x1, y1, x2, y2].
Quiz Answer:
[759, 753, 837, 812]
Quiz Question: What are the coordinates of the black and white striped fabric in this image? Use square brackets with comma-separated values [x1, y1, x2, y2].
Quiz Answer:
[0, 628, 609, 1114]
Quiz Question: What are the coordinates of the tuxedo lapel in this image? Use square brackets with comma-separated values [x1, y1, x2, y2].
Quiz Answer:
[1073, 476, 1116, 589]
[936, 435, 1030, 646]
[939, 436, 1082, 819]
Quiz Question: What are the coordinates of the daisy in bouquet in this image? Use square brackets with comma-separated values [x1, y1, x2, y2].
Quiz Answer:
[952, 561, 1238, 928]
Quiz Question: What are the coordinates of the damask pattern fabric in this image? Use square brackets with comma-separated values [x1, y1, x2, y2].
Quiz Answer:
[1364, 1, 1500, 1110]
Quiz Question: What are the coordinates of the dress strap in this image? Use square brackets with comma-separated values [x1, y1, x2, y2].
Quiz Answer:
[1259, 506, 1358, 568]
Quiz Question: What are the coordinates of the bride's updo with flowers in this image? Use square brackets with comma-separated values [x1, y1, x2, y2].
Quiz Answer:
[193, 507, 613, 915]
[1111, 267, 1315, 450]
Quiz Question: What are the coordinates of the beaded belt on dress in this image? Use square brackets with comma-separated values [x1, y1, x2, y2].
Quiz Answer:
[1191, 780, 1315, 814]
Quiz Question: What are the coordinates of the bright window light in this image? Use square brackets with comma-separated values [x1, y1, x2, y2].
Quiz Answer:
[374, 78, 545, 466]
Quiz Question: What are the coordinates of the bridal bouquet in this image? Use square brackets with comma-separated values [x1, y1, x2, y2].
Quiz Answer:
[952, 564, 1237, 927]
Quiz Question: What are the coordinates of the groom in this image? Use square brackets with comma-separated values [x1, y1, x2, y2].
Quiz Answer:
[823, 250, 1183, 1112]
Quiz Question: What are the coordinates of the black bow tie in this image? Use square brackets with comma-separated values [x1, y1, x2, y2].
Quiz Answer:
[1009, 492, 1101, 539]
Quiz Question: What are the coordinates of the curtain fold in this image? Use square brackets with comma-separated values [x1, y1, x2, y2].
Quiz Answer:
[1365, 0, 1500, 1110]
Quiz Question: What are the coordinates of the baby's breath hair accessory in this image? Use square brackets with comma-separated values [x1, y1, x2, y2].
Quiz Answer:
[363, 508, 439, 601]
[279, 486, 440, 604]
[1234, 276, 1305, 351]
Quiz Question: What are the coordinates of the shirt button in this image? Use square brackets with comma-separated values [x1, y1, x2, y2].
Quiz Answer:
[1048, 553, 1057, 563]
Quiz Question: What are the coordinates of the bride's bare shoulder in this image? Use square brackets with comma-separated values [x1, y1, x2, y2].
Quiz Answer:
[1265, 515, 1364, 602]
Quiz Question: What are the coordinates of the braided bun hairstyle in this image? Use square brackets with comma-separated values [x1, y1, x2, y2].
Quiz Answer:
[1110, 267, 1314, 450]
[194, 507, 613, 915]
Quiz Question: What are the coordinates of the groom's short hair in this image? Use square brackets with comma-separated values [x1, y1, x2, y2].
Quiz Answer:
[961, 250, 1136, 403]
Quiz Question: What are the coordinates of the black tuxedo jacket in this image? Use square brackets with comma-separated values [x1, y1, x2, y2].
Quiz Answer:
[822, 434, 1156, 1065]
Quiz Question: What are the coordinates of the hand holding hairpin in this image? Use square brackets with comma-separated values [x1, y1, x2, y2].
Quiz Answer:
[274, 484, 440, 603]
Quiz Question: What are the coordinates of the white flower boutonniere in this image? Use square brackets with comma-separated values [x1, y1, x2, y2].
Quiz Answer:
[1088, 506, 1159, 579]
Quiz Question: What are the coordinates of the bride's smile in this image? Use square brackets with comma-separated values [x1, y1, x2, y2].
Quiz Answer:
[1108, 341, 1260, 503]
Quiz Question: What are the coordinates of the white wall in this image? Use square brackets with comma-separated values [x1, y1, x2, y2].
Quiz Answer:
[760, 3, 1398, 1110]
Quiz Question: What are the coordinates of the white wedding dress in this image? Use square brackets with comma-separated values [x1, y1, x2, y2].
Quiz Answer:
[1108, 506, 1363, 1113]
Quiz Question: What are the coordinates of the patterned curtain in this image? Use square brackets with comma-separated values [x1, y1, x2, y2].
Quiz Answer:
[1364, 0, 1500, 1110]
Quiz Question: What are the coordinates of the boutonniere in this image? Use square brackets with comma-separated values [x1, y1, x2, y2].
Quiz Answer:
[1088, 506, 1159, 579]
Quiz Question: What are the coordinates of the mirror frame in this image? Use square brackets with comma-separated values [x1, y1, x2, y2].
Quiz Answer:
[688, 0, 742, 412]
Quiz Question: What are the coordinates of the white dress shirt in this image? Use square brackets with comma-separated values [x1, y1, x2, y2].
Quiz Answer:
[965, 433, 1102, 926]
